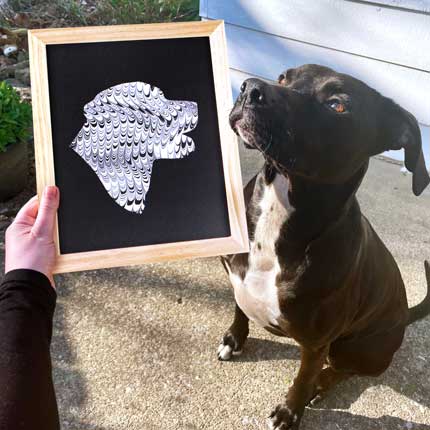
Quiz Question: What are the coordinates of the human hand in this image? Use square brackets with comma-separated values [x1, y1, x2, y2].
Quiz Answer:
[5, 186, 60, 287]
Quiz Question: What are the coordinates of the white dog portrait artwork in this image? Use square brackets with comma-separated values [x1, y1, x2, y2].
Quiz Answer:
[70, 82, 199, 214]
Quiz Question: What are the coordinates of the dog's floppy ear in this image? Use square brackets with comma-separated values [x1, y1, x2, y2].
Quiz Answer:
[380, 98, 429, 196]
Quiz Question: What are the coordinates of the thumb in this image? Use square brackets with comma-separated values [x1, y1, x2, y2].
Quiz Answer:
[32, 186, 60, 239]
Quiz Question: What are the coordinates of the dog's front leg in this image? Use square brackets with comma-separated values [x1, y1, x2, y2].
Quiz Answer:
[270, 345, 328, 430]
[217, 304, 249, 360]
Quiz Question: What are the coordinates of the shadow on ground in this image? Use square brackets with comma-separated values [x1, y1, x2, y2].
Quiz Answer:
[302, 409, 430, 430]
[61, 251, 429, 429]
[52, 276, 115, 430]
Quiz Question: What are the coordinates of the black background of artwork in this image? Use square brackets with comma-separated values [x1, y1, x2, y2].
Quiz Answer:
[46, 37, 230, 254]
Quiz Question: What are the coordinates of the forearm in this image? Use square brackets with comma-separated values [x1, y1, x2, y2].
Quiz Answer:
[0, 269, 60, 430]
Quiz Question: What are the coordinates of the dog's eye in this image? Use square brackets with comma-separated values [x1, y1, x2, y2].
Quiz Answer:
[326, 100, 346, 113]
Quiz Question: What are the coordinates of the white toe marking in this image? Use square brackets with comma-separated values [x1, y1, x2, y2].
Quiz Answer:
[267, 418, 276, 430]
[218, 344, 233, 360]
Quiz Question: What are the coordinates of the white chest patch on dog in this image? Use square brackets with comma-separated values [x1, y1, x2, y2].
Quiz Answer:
[229, 174, 290, 328]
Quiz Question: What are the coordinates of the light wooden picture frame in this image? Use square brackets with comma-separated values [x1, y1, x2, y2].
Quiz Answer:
[29, 20, 248, 274]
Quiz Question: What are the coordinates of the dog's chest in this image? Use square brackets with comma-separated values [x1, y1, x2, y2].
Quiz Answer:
[229, 174, 290, 328]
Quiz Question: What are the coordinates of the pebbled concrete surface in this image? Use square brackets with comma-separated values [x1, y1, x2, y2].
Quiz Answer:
[3, 147, 430, 430]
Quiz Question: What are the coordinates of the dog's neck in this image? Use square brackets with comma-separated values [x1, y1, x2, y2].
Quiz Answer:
[263, 161, 368, 268]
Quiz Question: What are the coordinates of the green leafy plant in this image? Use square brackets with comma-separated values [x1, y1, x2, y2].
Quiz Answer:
[0, 81, 32, 152]
[1, 0, 200, 27]
[97, 0, 200, 25]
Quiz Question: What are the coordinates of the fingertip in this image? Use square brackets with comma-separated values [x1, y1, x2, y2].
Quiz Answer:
[14, 195, 39, 222]
[42, 186, 59, 207]
[32, 186, 59, 238]
[44, 185, 58, 198]
[26, 195, 39, 206]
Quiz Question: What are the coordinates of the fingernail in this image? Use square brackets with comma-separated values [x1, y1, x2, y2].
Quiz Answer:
[45, 186, 58, 199]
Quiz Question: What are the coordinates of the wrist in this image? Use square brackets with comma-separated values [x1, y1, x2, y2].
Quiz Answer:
[3, 268, 53, 288]
[5, 263, 55, 288]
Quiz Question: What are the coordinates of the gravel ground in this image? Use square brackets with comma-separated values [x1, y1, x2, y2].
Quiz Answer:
[1, 147, 429, 430]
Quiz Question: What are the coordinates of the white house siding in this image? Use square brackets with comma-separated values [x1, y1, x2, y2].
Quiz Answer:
[200, 0, 430, 165]
[364, 0, 430, 13]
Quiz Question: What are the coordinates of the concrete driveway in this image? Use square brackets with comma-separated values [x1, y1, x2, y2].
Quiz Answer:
[3, 147, 430, 429]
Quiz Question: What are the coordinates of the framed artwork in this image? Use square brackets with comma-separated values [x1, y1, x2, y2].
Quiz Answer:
[29, 20, 248, 274]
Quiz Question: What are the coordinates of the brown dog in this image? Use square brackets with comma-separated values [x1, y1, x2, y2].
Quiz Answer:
[218, 64, 430, 429]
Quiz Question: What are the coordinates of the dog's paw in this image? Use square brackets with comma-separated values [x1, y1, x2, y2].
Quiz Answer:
[217, 332, 244, 361]
[268, 404, 302, 430]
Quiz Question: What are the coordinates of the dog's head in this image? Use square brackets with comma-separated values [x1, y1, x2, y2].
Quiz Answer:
[229, 64, 429, 195]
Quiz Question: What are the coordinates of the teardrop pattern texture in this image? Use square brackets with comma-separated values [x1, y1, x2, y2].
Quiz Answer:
[70, 82, 199, 214]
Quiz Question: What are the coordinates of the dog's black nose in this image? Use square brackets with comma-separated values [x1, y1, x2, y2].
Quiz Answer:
[241, 78, 267, 106]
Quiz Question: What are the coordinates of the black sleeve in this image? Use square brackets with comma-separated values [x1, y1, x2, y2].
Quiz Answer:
[0, 269, 60, 430]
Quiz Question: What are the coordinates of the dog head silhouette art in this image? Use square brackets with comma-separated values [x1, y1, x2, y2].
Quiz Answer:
[71, 82, 198, 214]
